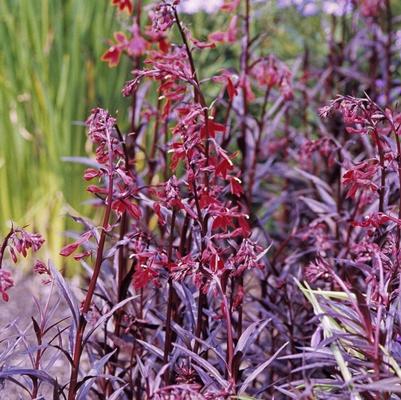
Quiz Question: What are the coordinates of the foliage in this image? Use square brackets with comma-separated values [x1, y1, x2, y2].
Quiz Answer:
[2, 0, 401, 399]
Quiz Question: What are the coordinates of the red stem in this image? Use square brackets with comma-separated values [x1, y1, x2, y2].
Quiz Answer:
[163, 208, 177, 384]
[373, 129, 386, 213]
[68, 166, 114, 400]
[240, 0, 250, 176]
[0, 228, 14, 269]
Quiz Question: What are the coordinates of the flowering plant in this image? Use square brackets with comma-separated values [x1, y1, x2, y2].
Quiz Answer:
[2, 0, 401, 399]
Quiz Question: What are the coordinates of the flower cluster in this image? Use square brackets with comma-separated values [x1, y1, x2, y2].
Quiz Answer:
[342, 159, 379, 198]
[319, 95, 386, 134]
[0, 226, 44, 301]
[251, 55, 293, 100]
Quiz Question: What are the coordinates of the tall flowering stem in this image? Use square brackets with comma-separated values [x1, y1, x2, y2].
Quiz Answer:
[171, 5, 212, 351]
[67, 111, 116, 400]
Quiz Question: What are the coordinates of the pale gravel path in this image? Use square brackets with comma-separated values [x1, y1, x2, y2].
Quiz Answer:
[0, 271, 73, 399]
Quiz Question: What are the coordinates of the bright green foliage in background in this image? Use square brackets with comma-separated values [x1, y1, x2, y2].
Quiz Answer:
[0, 0, 130, 263]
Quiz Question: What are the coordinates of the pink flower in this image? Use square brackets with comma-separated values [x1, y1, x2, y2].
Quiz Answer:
[251, 55, 293, 99]
[33, 260, 50, 275]
[0, 270, 14, 301]
[83, 168, 101, 181]
[127, 23, 147, 57]
[305, 259, 331, 284]
[150, 2, 177, 33]
[60, 231, 93, 257]
[231, 239, 264, 276]
[8, 228, 44, 260]
[357, 0, 384, 17]
[220, 0, 240, 12]
[85, 108, 121, 169]
[208, 16, 238, 44]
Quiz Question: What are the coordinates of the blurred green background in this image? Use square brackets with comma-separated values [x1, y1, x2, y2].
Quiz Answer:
[0, 0, 329, 263]
[0, 0, 131, 263]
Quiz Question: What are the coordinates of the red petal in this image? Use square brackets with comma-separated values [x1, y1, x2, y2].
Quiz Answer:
[84, 168, 100, 181]
[208, 31, 225, 43]
[101, 46, 122, 68]
[229, 177, 243, 197]
[226, 77, 237, 100]
[60, 242, 80, 257]
[159, 38, 170, 53]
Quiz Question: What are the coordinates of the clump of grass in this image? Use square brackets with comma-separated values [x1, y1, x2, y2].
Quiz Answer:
[0, 0, 130, 262]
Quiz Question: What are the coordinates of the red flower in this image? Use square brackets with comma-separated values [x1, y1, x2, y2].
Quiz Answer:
[200, 120, 225, 139]
[153, 203, 166, 225]
[251, 55, 293, 100]
[319, 96, 384, 134]
[352, 212, 401, 228]
[215, 157, 234, 179]
[146, 29, 170, 53]
[101, 32, 128, 67]
[101, 46, 122, 68]
[112, 0, 133, 14]
[122, 48, 193, 97]
[60, 231, 92, 257]
[342, 159, 379, 199]
[238, 74, 255, 102]
[112, 199, 142, 220]
[229, 176, 243, 197]
[212, 212, 235, 232]
[171, 254, 197, 281]
[186, 29, 215, 49]
[133, 265, 158, 290]
[233, 285, 245, 309]
[213, 72, 238, 101]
